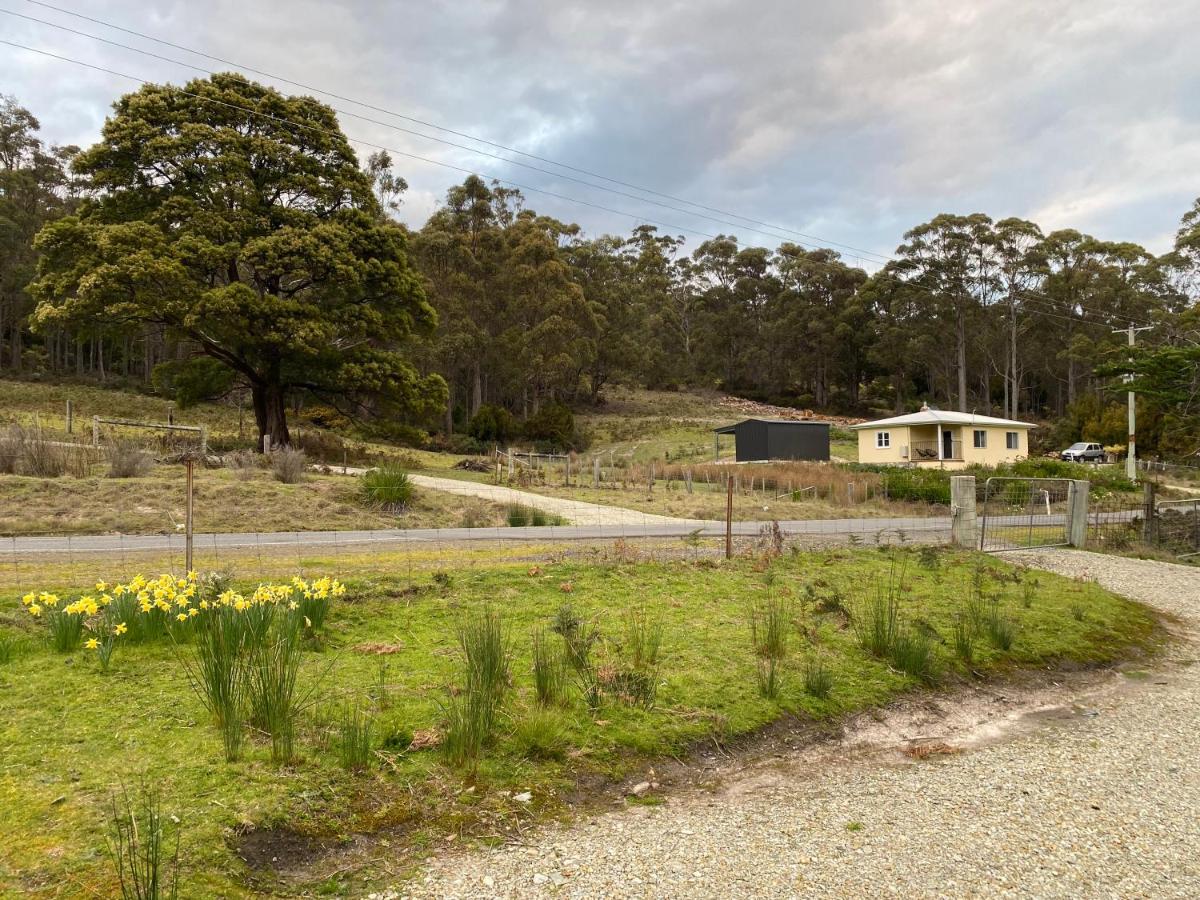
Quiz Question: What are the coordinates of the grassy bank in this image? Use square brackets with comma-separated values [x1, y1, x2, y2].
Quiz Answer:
[0, 548, 1158, 897]
[0, 465, 506, 536]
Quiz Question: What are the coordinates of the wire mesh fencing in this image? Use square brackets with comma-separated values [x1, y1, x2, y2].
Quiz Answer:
[977, 477, 1075, 552]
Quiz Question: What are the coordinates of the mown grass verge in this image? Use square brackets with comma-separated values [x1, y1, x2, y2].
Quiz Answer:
[0, 548, 1160, 896]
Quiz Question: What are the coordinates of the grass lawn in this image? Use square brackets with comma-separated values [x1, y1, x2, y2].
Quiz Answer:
[0, 547, 1159, 897]
[0, 466, 506, 536]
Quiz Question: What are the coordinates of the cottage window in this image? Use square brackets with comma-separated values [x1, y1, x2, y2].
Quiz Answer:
[876, 431, 890, 448]
[1006, 431, 1019, 450]
[973, 430, 987, 449]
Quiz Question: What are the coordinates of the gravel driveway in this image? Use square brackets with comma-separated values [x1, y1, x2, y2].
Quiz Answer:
[392, 550, 1200, 899]
[408, 475, 700, 527]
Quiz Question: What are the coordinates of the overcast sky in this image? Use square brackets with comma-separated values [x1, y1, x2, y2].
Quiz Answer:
[3, 0, 1198, 267]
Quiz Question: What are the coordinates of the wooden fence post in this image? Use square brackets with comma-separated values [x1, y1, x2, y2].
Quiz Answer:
[950, 476, 977, 548]
[725, 475, 734, 560]
[185, 458, 194, 573]
[92, 416, 99, 447]
[1142, 480, 1157, 545]
[65, 400, 73, 435]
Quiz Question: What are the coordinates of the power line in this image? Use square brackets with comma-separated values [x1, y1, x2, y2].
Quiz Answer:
[15, 0, 898, 265]
[0, 38, 1142, 335]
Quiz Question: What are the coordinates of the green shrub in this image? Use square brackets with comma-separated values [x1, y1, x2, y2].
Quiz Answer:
[522, 401, 576, 450]
[360, 465, 415, 509]
[468, 404, 518, 444]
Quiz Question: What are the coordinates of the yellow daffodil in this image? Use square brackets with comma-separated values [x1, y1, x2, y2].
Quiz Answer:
[175, 613, 188, 622]
[114, 622, 128, 635]
[29, 604, 42, 617]
[85, 638, 99, 650]
[95, 580, 107, 592]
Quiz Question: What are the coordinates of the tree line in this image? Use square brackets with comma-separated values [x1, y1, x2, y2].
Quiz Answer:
[2, 78, 1197, 454]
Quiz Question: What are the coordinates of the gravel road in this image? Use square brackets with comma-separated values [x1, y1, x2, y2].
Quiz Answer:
[392, 550, 1200, 899]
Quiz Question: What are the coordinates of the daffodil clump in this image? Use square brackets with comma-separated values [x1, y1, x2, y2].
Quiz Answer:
[20, 573, 347, 672]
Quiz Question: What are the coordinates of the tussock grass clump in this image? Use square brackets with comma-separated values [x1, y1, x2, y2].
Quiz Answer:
[107, 440, 154, 478]
[360, 465, 414, 510]
[107, 782, 181, 900]
[505, 505, 563, 527]
[755, 656, 783, 699]
[0, 425, 23, 474]
[225, 450, 261, 479]
[625, 606, 663, 670]
[22, 428, 68, 478]
[336, 703, 374, 772]
[270, 447, 307, 484]
[443, 607, 513, 770]
[46, 607, 85, 653]
[980, 598, 1017, 650]
[854, 580, 900, 658]
[247, 615, 305, 764]
[890, 628, 939, 683]
[0, 631, 22, 664]
[750, 594, 792, 661]
[510, 708, 569, 761]
[182, 606, 248, 762]
[531, 628, 568, 707]
[952, 613, 976, 664]
[597, 663, 659, 709]
[803, 655, 834, 698]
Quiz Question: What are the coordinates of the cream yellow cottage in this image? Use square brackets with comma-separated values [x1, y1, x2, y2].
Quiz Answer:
[851, 406, 1035, 469]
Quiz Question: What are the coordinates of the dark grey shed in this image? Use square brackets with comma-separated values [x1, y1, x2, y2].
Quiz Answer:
[713, 418, 831, 462]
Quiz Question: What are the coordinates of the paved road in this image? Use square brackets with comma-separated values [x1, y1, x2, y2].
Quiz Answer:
[4, 511, 1141, 556]
[4, 515, 955, 555]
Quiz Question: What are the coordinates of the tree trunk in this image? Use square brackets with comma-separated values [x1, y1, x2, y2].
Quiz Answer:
[251, 381, 291, 450]
[956, 305, 968, 412]
[471, 363, 482, 419]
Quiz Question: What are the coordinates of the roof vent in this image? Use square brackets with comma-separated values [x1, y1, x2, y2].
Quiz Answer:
[919, 401, 929, 412]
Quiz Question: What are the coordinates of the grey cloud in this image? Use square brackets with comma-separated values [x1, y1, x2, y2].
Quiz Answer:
[1, 0, 1197, 261]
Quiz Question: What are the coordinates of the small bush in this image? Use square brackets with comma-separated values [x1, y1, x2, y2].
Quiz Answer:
[597, 664, 658, 709]
[107, 439, 154, 478]
[107, 782, 181, 900]
[803, 656, 834, 699]
[22, 429, 67, 478]
[336, 703, 374, 772]
[270, 447, 307, 484]
[0, 425, 23, 473]
[225, 450, 260, 480]
[510, 708, 569, 760]
[1070, 602, 1087, 622]
[891, 628, 939, 683]
[453, 606, 512, 746]
[360, 465, 414, 510]
[441, 690, 490, 771]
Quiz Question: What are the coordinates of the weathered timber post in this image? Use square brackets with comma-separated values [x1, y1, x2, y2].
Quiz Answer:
[65, 400, 73, 434]
[950, 475, 977, 548]
[1067, 479, 1089, 548]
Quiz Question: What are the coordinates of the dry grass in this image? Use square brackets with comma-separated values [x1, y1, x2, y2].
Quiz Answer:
[0, 466, 508, 536]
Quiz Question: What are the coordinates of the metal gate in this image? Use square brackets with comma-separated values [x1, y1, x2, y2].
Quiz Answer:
[978, 477, 1075, 552]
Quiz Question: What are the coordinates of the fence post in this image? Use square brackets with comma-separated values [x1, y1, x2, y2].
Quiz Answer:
[725, 475, 734, 560]
[185, 458, 194, 573]
[950, 475, 977, 548]
[92, 416, 99, 448]
[66, 400, 73, 435]
[1067, 479, 1089, 548]
[1142, 480, 1157, 545]
[593, 456, 599, 487]
[200, 426, 208, 457]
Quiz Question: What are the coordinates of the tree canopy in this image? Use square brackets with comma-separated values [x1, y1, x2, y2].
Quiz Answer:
[28, 74, 443, 447]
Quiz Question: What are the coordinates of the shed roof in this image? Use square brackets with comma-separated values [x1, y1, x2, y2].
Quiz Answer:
[713, 417, 832, 434]
[849, 410, 1037, 430]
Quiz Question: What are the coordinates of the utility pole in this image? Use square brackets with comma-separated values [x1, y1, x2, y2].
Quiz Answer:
[1115, 325, 1153, 481]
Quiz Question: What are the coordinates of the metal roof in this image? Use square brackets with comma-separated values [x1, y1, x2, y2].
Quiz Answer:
[713, 418, 832, 434]
[849, 410, 1037, 430]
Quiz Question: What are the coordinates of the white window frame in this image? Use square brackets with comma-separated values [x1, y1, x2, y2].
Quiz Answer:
[876, 431, 890, 449]
[1006, 431, 1019, 450]
[973, 429, 987, 449]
